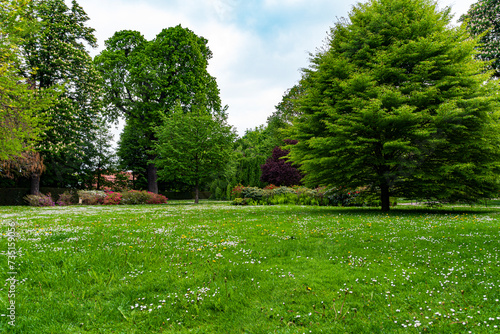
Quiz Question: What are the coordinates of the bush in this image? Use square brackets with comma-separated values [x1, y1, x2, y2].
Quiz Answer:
[241, 187, 266, 202]
[146, 192, 168, 204]
[78, 190, 106, 205]
[232, 197, 249, 205]
[121, 190, 167, 205]
[231, 184, 245, 199]
[324, 187, 362, 206]
[24, 193, 55, 207]
[57, 191, 75, 206]
[103, 192, 122, 205]
[121, 190, 150, 204]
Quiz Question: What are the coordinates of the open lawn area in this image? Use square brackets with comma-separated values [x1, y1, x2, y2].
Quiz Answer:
[0, 202, 499, 333]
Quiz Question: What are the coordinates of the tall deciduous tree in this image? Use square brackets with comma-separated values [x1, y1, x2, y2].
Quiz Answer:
[0, 0, 56, 162]
[289, 0, 500, 211]
[154, 105, 236, 203]
[20, 0, 103, 192]
[95, 25, 222, 193]
[461, 0, 500, 77]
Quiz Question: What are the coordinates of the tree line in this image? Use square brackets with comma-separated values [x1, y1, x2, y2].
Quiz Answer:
[1, 0, 499, 210]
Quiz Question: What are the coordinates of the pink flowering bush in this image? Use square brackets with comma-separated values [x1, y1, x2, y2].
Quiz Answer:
[146, 192, 168, 204]
[103, 191, 122, 205]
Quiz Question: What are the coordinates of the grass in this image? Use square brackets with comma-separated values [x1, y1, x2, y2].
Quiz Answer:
[0, 201, 499, 333]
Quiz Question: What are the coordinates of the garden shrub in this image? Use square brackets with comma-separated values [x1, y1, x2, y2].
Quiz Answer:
[121, 190, 168, 205]
[24, 193, 55, 207]
[241, 187, 266, 202]
[121, 190, 151, 204]
[78, 190, 106, 205]
[103, 192, 122, 205]
[324, 187, 361, 206]
[231, 184, 245, 199]
[145, 192, 168, 204]
[232, 197, 249, 205]
[56, 191, 75, 206]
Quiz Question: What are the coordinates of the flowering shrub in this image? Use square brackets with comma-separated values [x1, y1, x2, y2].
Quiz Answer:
[146, 192, 168, 204]
[103, 192, 122, 205]
[231, 184, 245, 199]
[78, 190, 106, 205]
[57, 191, 75, 206]
[24, 193, 55, 207]
[263, 184, 278, 190]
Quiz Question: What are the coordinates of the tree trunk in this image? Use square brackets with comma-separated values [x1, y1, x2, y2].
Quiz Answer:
[380, 183, 390, 212]
[194, 184, 199, 204]
[30, 173, 40, 195]
[147, 163, 158, 194]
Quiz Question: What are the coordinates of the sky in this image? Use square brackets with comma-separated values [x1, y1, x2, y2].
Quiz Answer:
[75, 0, 477, 138]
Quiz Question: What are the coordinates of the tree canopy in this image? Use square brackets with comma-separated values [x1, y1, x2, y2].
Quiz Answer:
[0, 0, 56, 162]
[95, 25, 222, 193]
[154, 105, 235, 203]
[461, 0, 500, 77]
[19, 0, 104, 191]
[288, 0, 500, 211]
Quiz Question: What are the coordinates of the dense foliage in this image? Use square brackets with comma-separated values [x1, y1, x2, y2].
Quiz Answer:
[461, 0, 500, 77]
[0, 0, 56, 162]
[260, 140, 302, 187]
[95, 25, 223, 193]
[288, 0, 500, 211]
[155, 106, 236, 203]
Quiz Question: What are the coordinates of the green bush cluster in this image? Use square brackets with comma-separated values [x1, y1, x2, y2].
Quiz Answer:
[230, 185, 393, 207]
[231, 185, 328, 206]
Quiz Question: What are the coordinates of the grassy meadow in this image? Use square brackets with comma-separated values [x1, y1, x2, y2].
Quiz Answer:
[0, 201, 499, 333]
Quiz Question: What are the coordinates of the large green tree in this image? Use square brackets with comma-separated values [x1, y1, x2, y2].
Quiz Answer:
[95, 25, 222, 193]
[20, 0, 103, 192]
[155, 105, 235, 203]
[289, 0, 500, 211]
[0, 0, 56, 162]
[116, 120, 149, 190]
[461, 0, 500, 77]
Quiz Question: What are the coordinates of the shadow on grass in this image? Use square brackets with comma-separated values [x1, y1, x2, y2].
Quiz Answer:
[318, 205, 500, 216]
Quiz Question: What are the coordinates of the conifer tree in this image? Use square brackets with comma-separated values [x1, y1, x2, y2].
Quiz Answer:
[289, 0, 500, 211]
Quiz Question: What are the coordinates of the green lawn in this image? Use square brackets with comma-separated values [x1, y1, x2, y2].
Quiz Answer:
[1, 202, 499, 333]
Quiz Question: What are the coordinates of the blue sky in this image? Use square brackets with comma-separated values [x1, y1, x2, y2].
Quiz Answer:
[76, 0, 477, 137]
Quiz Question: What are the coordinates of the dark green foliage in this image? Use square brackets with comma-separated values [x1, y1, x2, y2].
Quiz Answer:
[95, 25, 222, 193]
[20, 0, 104, 190]
[116, 120, 149, 190]
[461, 0, 500, 77]
[289, 0, 500, 211]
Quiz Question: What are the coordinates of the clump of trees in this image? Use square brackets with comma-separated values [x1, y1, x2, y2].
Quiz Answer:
[3, 0, 499, 210]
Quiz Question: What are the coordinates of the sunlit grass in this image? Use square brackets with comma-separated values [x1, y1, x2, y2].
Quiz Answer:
[0, 202, 499, 333]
